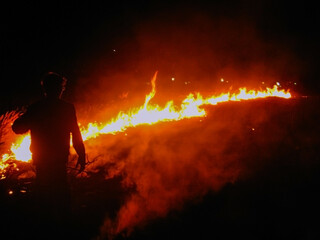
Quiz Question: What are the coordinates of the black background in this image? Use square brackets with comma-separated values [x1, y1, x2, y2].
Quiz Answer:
[1, 0, 319, 111]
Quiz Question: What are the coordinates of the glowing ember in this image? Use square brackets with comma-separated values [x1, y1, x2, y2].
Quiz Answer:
[10, 135, 31, 162]
[0, 72, 291, 173]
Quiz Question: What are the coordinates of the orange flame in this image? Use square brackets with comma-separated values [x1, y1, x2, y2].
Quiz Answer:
[1, 72, 291, 169]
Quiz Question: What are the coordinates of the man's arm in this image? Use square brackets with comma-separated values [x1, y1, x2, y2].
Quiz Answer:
[70, 105, 86, 172]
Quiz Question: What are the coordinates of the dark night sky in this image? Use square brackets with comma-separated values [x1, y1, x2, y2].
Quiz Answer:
[1, 0, 319, 113]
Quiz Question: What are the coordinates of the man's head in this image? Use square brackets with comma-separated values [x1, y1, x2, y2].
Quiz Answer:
[41, 72, 67, 98]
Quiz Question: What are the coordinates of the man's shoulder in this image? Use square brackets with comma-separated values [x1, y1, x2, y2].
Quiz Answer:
[28, 98, 75, 111]
[27, 99, 44, 110]
[58, 99, 74, 108]
[57, 99, 77, 114]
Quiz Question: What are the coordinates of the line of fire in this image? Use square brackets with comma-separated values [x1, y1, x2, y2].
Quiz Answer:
[1, 72, 291, 177]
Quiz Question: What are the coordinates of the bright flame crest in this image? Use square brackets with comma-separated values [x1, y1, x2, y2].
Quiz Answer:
[1, 72, 291, 170]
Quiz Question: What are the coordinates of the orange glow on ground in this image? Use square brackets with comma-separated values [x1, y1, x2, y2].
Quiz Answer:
[0, 72, 291, 173]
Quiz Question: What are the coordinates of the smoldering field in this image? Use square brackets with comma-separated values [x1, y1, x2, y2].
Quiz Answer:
[82, 96, 320, 240]
[64, 14, 318, 239]
[1, 96, 320, 240]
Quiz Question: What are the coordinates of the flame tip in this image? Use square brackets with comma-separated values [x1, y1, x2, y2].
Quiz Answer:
[1, 77, 292, 174]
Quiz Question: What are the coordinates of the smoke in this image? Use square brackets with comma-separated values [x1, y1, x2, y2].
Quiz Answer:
[76, 96, 295, 239]
[45, 3, 306, 238]
[62, 5, 304, 238]
[84, 119, 239, 238]
[72, 4, 301, 121]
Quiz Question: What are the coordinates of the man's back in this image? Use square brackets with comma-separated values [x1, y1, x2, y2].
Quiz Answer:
[12, 97, 85, 166]
[23, 98, 76, 163]
[11, 72, 86, 237]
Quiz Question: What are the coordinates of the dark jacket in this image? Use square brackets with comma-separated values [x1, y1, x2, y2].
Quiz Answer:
[12, 97, 85, 166]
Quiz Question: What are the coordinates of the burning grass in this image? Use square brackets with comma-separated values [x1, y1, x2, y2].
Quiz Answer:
[1, 96, 320, 239]
[1, 72, 291, 166]
[3, 73, 320, 239]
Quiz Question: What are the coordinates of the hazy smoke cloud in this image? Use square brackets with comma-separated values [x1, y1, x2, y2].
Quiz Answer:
[63, 8, 304, 239]
[76, 96, 297, 239]
[73, 7, 300, 121]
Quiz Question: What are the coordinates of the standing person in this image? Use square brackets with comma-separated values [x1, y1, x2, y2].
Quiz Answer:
[12, 71, 86, 237]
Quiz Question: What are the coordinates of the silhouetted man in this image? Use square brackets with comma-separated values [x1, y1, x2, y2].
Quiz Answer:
[12, 72, 86, 235]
